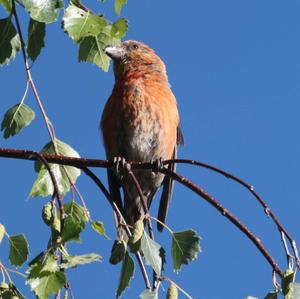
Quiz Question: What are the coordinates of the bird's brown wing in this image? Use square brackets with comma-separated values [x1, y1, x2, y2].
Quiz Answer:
[157, 126, 183, 231]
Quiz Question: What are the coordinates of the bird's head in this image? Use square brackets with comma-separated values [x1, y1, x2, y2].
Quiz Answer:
[104, 40, 166, 78]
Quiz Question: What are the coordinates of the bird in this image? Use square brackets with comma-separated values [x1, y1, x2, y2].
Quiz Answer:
[101, 40, 183, 237]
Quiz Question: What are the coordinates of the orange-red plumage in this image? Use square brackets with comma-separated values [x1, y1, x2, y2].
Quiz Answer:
[101, 40, 182, 232]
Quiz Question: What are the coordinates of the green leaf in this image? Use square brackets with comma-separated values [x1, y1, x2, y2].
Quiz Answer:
[61, 201, 89, 243]
[111, 18, 128, 39]
[0, 0, 11, 13]
[9, 234, 29, 267]
[61, 253, 101, 269]
[114, 0, 126, 16]
[27, 252, 59, 279]
[116, 252, 134, 298]
[1, 103, 35, 139]
[140, 232, 162, 276]
[27, 18, 46, 62]
[92, 220, 110, 239]
[30, 139, 81, 198]
[0, 18, 21, 66]
[110, 240, 126, 265]
[139, 289, 158, 299]
[62, 4, 107, 43]
[172, 229, 201, 272]
[282, 269, 294, 296]
[27, 271, 66, 299]
[78, 35, 109, 71]
[78, 25, 121, 71]
[264, 291, 278, 299]
[0, 223, 5, 243]
[24, 0, 60, 23]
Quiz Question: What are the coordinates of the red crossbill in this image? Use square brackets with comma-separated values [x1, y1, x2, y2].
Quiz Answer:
[101, 40, 183, 233]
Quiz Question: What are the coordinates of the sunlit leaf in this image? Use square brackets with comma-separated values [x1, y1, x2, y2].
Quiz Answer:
[172, 229, 201, 272]
[140, 232, 162, 276]
[116, 252, 134, 298]
[114, 0, 126, 16]
[9, 234, 29, 267]
[27, 18, 45, 61]
[78, 24, 121, 71]
[92, 220, 110, 239]
[111, 18, 128, 39]
[27, 252, 59, 279]
[1, 103, 35, 138]
[61, 201, 89, 243]
[24, 0, 60, 23]
[27, 271, 66, 299]
[0, 18, 21, 66]
[61, 253, 101, 269]
[30, 139, 81, 198]
[62, 4, 107, 43]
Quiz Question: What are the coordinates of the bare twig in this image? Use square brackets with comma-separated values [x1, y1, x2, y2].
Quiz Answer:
[160, 167, 284, 276]
[12, 0, 55, 143]
[0, 147, 288, 276]
[164, 158, 300, 269]
[82, 167, 151, 290]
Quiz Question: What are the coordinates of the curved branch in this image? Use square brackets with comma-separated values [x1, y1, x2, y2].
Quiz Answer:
[160, 167, 284, 277]
[0, 147, 289, 276]
[163, 158, 300, 268]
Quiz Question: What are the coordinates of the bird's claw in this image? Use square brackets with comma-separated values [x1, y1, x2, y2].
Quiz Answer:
[151, 158, 163, 174]
[113, 156, 127, 180]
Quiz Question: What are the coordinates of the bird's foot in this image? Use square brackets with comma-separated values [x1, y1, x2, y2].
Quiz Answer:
[151, 158, 163, 174]
[113, 156, 127, 180]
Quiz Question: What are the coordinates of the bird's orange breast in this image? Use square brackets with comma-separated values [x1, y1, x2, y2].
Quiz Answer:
[101, 73, 179, 162]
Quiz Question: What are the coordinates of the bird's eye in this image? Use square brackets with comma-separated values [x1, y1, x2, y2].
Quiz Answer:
[132, 44, 139, 50]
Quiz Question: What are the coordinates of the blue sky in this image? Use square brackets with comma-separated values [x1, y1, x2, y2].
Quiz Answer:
[1, 0, 300, 298]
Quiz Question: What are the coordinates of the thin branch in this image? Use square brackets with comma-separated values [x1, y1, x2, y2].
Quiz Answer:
[164, 158, 300, 269]
[82, 167, 151, 290]
[0, 147, 288, 276]
[281, 232, 293, 269]
[160, 167, 284, 277]
[12, 0, 55, 143]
